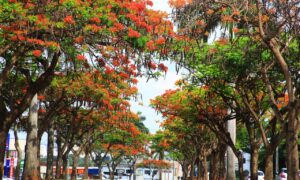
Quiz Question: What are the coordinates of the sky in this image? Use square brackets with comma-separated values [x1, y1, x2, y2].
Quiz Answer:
[130, 0, 184, 134]
[130, 63, 184, 134]
[131, 0, 221, 134]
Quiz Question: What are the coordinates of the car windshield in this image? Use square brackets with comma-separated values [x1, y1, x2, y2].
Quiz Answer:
[258, 171, 264, 176]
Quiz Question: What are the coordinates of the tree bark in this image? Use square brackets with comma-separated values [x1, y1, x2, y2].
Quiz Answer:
[237, 154, 244, 180]
[0, 116, 10, 179]
[133, 165, 137, 180]
[210, 153, 217, 180]
[71, 154, 79, 180]
[110, 171, 114, 180]
[109, 166, 116, 180]
[14, 124, 22, 180]
[62, 153, 68, 179]
[46, 119, 54, 180]
[210, 146, 226, 180]
[22, 94, 41, 180]
[250, 147, 259, 180]
[55, 136, 63, 179]
[264, 152, 273, 180]
[286, 108, 299, 180]
[98, 165, 103, 180]
[196, 157, 200, 180]
[159, 152, 164, 180]
[0, 130, 8, 179]
[37, 133, 42, 177]
[264, 35, 299, 180]
[83, 149, 89, 179]
[202, 157, 208, 180]
[190, 161, 195, 179]
[181, 163, 189, 180]
[198, 156, 208, 180]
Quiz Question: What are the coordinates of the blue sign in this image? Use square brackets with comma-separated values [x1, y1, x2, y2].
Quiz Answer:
[4, 158, 10, 177]
[6, 133, 10, 151]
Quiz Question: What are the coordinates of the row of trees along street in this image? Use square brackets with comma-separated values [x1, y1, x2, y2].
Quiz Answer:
[0, 0, 172, 179]
[151, 0, 300, 180]
[0, 0, 300, 180]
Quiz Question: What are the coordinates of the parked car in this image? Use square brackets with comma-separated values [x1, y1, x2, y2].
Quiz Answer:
[247, 170, 264, 180]
[257, 171, 265, 180]
[278, 168, 287, 180]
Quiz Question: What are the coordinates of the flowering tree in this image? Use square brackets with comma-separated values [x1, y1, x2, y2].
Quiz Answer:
[0, 0, 173, 178]
[137, 159, 171, 180]
[168, 0, 300, 179]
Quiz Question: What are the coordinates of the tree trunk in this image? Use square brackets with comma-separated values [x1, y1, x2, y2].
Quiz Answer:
[46, 119, 54, 180]
[198, 156, 208, 180]
[266, 37, 299, 180]
[22, 94, 40, 180]
[37, 133, 42, 177]
[62, 153, 68, 179]
[264, 152, 273, 180]
[210, 146, 226, 180]
[250, 147, 259, 180]
[83, 150, 89, 179]
[196, 157, 200, 180]
[0, 129, 8, 179]
[71, 154, 79, 180]
[190, 161, 195, 179]
[98, 165, 103, 180]
[237, 154, 244, 180]
[202, 157, 208, 180]
[109, 168, 115, 180]
[133, 164, 137, 180]
[286, 108, 299, 180]
[0, 116, 11, 179]
[14, 124, 22, 180]
[55, 136, 63, 179]
[182, 164, 189, 180]
[227, 119, 236, 180]
[218, 148, 226, 180]
[159, 152, 164, 180]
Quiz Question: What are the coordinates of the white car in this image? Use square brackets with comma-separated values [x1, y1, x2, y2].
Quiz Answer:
[247, 170, 264, 180]
[257, 170, 265, 180]
[279, 168, 287, 180]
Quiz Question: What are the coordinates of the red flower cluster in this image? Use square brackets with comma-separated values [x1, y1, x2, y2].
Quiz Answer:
[146, 40, 157, 50]
[148, 61, 157, 70]
[76, 54, 86, 61]
[90, 17, 101, 24]
[158, 63, 168, 72]
[146, 0, 153, 6]
[32, 50, 42, 57]
[64, 15, 75, 24]
[128, 28, 141, 38]
[38, 95, 46, 101]
[156, 37, 166, 45]
[38, 108, 46, 113]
